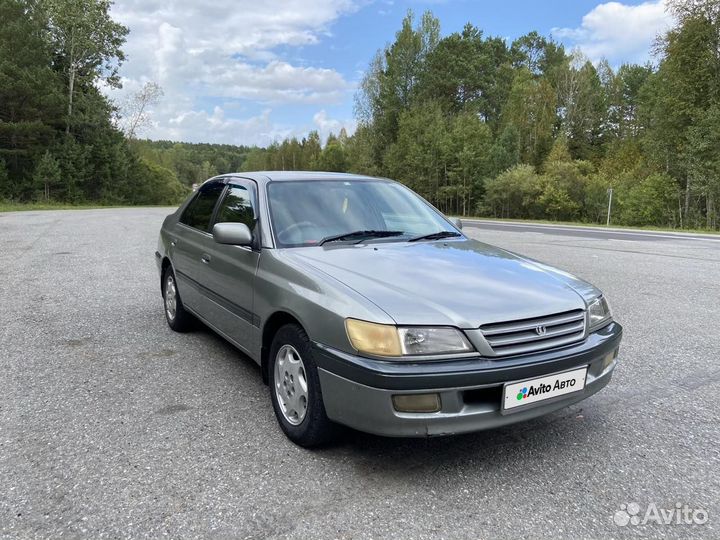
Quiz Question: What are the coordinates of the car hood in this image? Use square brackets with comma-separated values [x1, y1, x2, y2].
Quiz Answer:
[282, 239, 594, 328]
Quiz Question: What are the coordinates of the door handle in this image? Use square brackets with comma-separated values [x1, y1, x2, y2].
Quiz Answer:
[201, 253, 211, 264]
[170, 239, 177, 247]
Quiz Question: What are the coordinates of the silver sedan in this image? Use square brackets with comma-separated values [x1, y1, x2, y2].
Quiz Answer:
[156, 172, 621, 447]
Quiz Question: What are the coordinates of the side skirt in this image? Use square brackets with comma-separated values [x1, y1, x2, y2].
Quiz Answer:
[184, 304, 262, 366]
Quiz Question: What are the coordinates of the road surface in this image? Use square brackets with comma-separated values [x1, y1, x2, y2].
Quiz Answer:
[1, 210, 718, 538]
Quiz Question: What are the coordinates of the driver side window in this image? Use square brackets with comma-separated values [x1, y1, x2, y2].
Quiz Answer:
[215, 184, 256, 230]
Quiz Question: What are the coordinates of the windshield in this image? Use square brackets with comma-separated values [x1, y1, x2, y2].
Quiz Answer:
[267, 180, 458, 247]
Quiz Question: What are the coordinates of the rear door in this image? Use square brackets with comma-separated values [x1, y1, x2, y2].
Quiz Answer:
[172, 180, 226, 313]
[200, 180, 261, 354]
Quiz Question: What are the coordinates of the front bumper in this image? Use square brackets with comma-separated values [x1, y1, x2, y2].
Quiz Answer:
[313, 322, 622, 437]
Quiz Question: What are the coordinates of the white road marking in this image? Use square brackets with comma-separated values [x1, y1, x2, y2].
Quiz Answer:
[461, 219, 720, 243]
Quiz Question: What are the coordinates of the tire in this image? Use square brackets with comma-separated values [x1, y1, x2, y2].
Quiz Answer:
[162, 266, 194, 332]
[269, 324, 338, 447]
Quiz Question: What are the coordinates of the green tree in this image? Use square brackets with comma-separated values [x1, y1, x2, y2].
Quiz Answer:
[0, 0, 63, 192]
[543, 134, 572, 166]
[603, 63, 652, 140]
[33, 150, 61, 201]
[344, 125, 378, 175]
[488, 125, 520, 177]
[686, 104, 720, 228]
[131, 159, 187, 205]
[0, 158, 9, 201]
[642, 1, 720, 226]
[196, 160, 218, 182]
[482, 164, 541, 218]
[317, 136, 348, 172]
[241, 148, 271, 172]
[419, 24, 511, 124]
[356, 10, 440, 168]
[556, 56, 607, 160]
[43, 0, 128, 134]
[302, 131, 322, 169]
[53, 135, 90, 202]
[120, 81, 164, 140]
[510, 31, 566, 80]
[589, 139, 653, 225]
[502, 69, 557, 166]
[536, 181, 580, 220]
[280, 137, 303, 170]
[621, 173, 678, 226]
[445, 112, 493, 214]
[384, 102, 448, 207]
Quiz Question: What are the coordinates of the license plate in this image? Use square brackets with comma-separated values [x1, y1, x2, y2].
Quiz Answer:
[502, 366, 588, 412]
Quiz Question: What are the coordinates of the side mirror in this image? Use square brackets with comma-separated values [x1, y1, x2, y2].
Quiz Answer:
[451, 217, 463, 230]
[212, 222, 253, 246]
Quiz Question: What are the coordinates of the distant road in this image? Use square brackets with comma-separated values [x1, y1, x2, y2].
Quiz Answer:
[461, 218, 720, 244]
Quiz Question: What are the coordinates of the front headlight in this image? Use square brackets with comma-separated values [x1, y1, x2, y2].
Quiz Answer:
[587, 296, 612, 331]
[345, 319, 473, 357]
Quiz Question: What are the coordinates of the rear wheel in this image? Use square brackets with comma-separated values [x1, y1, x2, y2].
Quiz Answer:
[162, 267, 194, 332]
[269, 324, 337, 447]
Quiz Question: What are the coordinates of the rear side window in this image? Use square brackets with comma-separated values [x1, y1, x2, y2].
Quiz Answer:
[179, 182, 225, 232]
[215, 184, 256, 229]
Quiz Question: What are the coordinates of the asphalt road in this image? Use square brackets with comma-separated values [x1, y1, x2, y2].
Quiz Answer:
[1, 209, 718, 539]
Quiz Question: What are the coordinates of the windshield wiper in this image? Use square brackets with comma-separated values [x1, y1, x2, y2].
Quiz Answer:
[317, 230, 404, 246]
[407, 231, 462, 242]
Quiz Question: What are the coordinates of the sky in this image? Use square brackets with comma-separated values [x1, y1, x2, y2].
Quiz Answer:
[106, 0, 674, 147]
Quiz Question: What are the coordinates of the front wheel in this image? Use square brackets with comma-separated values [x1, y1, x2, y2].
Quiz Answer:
[162, 267, 194, 332]
[269, 324, 337, 447]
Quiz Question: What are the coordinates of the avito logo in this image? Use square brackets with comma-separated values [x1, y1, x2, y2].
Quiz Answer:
[516, 377, 577, 401]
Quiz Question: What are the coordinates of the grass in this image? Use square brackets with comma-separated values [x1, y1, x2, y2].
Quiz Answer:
[458, 215, 720, 236]
[0, 202, 171, 213]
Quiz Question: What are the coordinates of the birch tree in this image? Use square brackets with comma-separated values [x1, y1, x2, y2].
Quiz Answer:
[120, 81, 164, 140]
[43, 0, 128, 134]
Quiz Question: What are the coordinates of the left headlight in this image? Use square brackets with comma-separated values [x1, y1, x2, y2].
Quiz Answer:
[587, 296, 612, 331]
[345, 319, 473, 357]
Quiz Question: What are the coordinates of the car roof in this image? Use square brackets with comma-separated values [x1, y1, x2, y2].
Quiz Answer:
[210, 171, 390, 185]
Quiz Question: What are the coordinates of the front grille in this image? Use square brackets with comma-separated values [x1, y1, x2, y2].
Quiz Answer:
[480, 309, 586, 357]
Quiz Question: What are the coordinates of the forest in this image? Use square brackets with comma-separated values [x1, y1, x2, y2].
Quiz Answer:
[1, 0, 719, 229]
[242, 2, 720, 230]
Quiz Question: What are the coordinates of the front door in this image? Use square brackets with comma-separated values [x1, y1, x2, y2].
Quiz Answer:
[201, 180, 261, 354]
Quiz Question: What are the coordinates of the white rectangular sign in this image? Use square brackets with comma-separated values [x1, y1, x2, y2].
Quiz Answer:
[503, 366, 588, 411]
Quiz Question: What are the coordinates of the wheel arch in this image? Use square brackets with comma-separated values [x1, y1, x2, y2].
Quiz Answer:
[261, 310, 304, 385]
[160, 257, 173, 293]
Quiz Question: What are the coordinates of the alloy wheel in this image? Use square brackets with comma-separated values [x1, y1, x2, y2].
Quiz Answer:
[274, 344, 309, 425]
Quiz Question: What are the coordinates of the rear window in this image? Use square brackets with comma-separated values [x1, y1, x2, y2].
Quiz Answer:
[179, 182, 225, 232]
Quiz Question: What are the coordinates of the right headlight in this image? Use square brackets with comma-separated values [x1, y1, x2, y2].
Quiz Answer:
[345, 319, 473, 358]
[587, 296, 612, 331]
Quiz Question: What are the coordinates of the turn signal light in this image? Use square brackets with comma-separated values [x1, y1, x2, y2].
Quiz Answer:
[602, 347, 619, 371]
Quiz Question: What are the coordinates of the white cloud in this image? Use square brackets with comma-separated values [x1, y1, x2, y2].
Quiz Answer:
[206, 61, 349, 104]
[106, 0, 360, 144]
[135, 105, 358, 148]
[156, 107, 289, 147]
[113, 0, 358, 59]
[552, 0, 674, 64]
